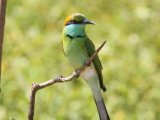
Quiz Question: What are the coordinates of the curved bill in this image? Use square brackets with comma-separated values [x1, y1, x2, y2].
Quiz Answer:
[83, 19, 96, 25]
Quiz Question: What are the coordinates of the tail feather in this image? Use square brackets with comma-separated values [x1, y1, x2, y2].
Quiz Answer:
[94, 97, 110, 120]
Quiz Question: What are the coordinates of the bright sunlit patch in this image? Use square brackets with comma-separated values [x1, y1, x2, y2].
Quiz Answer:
[135, 6, 150, 20]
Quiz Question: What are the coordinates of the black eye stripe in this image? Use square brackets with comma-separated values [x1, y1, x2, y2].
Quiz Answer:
[66, 19, 84, 26]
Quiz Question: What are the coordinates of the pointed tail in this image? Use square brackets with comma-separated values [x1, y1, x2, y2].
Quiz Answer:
[94, 97, 110, 120]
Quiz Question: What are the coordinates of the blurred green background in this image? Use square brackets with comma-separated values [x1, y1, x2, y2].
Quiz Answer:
[1, 0, 160, 120]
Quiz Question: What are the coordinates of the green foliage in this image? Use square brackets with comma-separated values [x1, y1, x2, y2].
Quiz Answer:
[1, 0, 160, 120]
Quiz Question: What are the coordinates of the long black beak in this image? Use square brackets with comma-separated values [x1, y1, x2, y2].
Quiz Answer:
[83, 19, 96, 25]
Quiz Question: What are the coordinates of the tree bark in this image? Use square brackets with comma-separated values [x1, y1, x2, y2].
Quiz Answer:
[0, 0, 7, 84]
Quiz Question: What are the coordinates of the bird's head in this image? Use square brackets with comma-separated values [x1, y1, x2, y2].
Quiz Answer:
[64, 13, 95, 26]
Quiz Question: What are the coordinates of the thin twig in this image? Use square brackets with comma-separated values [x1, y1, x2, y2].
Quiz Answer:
[28, 41, 106, 120]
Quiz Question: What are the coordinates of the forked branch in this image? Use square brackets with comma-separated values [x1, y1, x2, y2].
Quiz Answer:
[28, 41, 106, 120]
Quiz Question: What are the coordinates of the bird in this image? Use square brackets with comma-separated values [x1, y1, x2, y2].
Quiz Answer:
[62, 13, 110, 120]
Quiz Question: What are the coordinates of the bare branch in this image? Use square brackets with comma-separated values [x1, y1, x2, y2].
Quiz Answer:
[28, 41, 106, 120]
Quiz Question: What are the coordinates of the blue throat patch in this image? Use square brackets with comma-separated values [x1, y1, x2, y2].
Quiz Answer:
[63, 24, 86, 37]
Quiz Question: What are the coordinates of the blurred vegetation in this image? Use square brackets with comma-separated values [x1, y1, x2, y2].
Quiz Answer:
[1, 0, 160, 120]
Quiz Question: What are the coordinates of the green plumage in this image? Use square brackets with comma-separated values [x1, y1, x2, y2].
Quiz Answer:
[84, 38, 106, 91]
[62, 25, 106, 91]
[62, 13, 110, 120]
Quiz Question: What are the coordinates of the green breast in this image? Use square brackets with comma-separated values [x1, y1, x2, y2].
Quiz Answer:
[63, 35, 89, 69]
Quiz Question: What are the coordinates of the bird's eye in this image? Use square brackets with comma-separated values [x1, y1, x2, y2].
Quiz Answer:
[66, 19, 83, 25]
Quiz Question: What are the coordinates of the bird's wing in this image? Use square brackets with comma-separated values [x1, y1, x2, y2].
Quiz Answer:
[84, 37, 106, 92]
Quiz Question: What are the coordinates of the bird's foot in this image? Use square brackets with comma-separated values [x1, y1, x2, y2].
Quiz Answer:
[74, 69, 81, 78]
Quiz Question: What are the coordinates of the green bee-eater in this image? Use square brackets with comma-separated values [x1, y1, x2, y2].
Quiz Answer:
[62, 13, 110, 120]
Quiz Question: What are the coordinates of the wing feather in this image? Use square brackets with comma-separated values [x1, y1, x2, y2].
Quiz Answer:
[84, 37, 106, 92]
